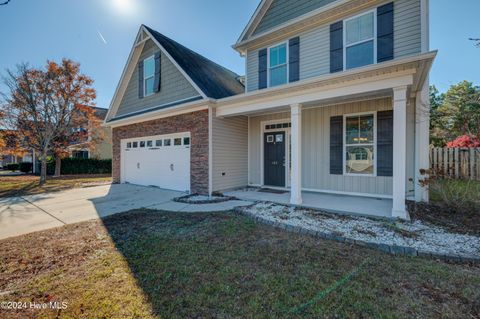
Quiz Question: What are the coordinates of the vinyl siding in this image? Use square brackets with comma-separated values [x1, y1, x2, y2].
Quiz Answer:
[245, 0, 422, 91]
[116, 39, 201, 117]
[394, 0, 421, 58]
[253, 0, 337, 36]
[212, 112, 249, 191]
[299, 25, 330, 80]
[248, 98, 416, 196]
[246, 49, 259, 92]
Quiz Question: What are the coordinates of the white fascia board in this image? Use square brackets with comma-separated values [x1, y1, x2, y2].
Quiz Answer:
[234, 0, 351, 51]
[235, 0, 273, 47]
[215, 52, 436, 113]
[216, 73, 414, 117]
[105, 27, 146, 122]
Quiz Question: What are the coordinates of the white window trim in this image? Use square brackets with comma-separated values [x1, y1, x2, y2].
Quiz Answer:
[343, 9, 377, 71]
[267, 41, 289, 88]
[143, 55, 155, 97]
[343, 111, 377, 177]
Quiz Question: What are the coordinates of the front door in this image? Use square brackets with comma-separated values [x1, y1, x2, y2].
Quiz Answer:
[264, 131, 285, 187]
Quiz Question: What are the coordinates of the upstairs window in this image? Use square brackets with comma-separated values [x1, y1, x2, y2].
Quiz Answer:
[268, 43, 287, 87]
[143, 56, 155, 96]
[344, 11, 376, 70]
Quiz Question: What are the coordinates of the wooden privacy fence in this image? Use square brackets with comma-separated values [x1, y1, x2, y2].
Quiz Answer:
[430, 147, 480, 180]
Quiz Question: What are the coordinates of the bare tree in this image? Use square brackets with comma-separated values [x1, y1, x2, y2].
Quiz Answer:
[1, 59, 96, 184]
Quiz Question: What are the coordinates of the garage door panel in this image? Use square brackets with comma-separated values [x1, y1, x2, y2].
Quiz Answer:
[121, 133, 191, 192]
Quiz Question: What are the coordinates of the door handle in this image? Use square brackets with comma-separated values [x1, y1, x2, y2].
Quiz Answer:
[137, 162, 140, 169]
[170, 164, 174, 171]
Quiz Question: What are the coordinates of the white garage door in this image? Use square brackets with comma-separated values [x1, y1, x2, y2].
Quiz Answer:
[121, 133, 191, 192]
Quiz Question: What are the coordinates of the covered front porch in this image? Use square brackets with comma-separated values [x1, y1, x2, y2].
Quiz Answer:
[226, 188, 393, 218]
[214, 53, 435, 219]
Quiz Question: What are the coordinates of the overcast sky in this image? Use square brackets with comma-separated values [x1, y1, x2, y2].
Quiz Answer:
[0, 0, 479, 108]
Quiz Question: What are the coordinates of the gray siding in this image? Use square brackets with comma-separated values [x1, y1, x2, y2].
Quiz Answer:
[248, 98, 416, 196]
[245, 0, 422, 91]
[394, 0, 421, 58]
[246, 48, 259, 92]
[212, 112, 249, 191]
[116, 39, 201, 117]
[299, 25, 330, 80]
[253, 0, 337, 36]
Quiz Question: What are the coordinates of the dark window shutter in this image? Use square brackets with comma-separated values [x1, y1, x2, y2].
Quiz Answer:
[330, 116, 343, 175]
[377, 110, 393, 176]
[154, 51, 161, 93]
[289, 37, 300, 83]
[377, 2, 394, 63]
[330, 21, 343, 73]
[258, 48, 268, 89]
[138, 61, 144, 99]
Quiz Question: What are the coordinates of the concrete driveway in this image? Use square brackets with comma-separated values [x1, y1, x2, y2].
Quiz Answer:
[0, 184, 183, 240]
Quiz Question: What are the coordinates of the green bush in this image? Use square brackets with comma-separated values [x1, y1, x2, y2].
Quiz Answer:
[19, 162, 33, 173]
[60, 158, 112, 175]
[5, 163, 19, 171]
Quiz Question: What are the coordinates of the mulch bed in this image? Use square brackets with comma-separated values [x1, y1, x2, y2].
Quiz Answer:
[408, 201, 480, 236]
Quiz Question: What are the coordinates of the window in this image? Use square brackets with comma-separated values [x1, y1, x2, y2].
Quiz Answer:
[164, 139, 171, 146]
[132, 141, 138, 148]
[140, 141, 145, 148]
[146, 140, 153, 147]
[143, 56, 155, 96]
[174, 138, 182, 146]
[72, 150, 88, 159]
[155, 140, 162, 147]
[344, 114, 375, 175]
[183, 137, 190, 146]
[268, 43, 287, 87]
[344, 11, 375, 70]
[126, 142, 132, 148]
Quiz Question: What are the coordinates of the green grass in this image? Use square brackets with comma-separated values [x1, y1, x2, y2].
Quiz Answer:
[0, 174, 111, 198]
[0, 210, 479, 318]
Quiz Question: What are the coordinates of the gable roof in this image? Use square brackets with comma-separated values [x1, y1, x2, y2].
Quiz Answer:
[144, 25, 245, 99]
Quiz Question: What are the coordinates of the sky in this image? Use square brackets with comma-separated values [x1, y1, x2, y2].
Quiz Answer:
[0, 0, 479, 109]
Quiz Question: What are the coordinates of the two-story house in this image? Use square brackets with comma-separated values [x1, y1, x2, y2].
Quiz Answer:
[105, 0, 435, 219]
[68, 107, 112, 159]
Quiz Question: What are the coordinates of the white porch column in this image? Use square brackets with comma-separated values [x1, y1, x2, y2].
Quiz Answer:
[415, 82, 430, 202]
[392, 87, 408, 219]
[290, 103, 302, 205]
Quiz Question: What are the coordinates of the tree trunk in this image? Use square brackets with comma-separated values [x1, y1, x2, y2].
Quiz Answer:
[40, 152, 48, 185]
[54, 154, 61, 177]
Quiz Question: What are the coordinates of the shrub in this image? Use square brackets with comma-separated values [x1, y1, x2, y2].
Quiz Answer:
[60, 158, 111, 175]
[420, 169, 480, 214]
[6, 163, 20, 171]
[19, 162, 33, 173]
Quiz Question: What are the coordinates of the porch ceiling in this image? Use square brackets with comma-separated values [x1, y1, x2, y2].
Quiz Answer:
[215, 51, 436, 118]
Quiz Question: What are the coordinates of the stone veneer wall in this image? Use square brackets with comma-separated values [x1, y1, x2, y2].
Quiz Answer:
[112, 110, 209, 194]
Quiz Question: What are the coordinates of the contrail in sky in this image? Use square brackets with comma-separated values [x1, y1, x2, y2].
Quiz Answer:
[97, 30, 107, 44]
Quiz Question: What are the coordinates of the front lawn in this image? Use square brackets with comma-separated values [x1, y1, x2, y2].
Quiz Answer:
[0, 210, 478, 318]
[0, 174, 112, 198]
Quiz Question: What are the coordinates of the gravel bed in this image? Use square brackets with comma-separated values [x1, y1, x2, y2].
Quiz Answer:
[243, 202, 480, 258]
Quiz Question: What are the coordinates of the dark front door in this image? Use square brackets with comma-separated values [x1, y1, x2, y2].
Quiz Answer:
[264, 131, 285, 187]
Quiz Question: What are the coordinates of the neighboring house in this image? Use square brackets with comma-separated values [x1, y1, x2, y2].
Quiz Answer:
[0, 130, 35, 169]
[105, 0, 435, 219]
[68, 107, 112, 159]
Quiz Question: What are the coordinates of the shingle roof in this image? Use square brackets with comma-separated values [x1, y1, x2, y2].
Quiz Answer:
[144, 25, 245, 99]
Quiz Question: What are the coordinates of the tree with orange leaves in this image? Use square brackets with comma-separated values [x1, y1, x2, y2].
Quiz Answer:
[1, 59, 97, 184]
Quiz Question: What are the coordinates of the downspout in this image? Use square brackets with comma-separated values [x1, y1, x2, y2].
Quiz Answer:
[208, 106, 213, 197]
